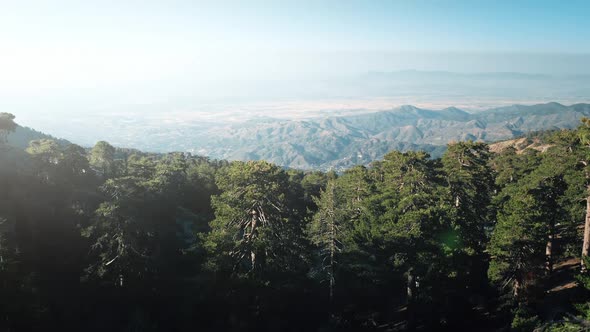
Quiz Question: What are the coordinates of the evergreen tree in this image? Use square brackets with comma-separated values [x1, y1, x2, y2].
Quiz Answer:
[26, 139, 62, 183]
[205, 161, 307, 279]
[488, 173, 566, 299]
[578, 118, 590, 270]
[364, 151, 447, 328]
[490, 147, 541, 189]
[442, 141, 495, 295]
[89, 141, 116, 179]
[301, 170, 330, 209]
[0, 113, 16, 144]
[82, 176, 154, 287]
[307, 178, 347, 305]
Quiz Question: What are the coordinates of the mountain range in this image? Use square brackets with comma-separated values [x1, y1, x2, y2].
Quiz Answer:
[195, 102, 590, 170]
[8, 102, 590, 171]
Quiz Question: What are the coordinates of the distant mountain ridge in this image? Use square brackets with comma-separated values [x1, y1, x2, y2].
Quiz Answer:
[197, 102, 590, 170]
[7, 102, 590, 171]
[363, 70, 554, 81]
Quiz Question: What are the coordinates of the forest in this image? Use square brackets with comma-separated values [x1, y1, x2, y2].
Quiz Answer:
[3, 112, 590, 331]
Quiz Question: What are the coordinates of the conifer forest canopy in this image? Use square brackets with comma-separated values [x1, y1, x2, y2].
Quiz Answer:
[4, 112, 590, 331]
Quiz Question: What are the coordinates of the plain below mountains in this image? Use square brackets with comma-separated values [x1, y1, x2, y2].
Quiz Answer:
[195, 102, 590, 170]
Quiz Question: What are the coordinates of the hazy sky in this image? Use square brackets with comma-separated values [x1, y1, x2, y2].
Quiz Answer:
[1, 0, 589, 105]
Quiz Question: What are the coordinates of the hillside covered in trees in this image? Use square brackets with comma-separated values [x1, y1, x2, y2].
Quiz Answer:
[4, 112, 590, 331]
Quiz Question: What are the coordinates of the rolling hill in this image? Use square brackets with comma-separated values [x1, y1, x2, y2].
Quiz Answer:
[7, 102, 590, 171]
[195, 102, 590, 170]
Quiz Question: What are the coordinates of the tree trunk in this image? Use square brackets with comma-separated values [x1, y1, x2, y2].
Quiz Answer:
[546, 234, 553, 274]
[406, 269, 416, 330]
[329, 259, 334, 306]
[250, 251, 256, 272]
[329, 224, 335, 305]
[513, 278, 520, 298]
[250, 209, 258, 272]
[582, 189, 590, 271]
[546, 225, 554, 274]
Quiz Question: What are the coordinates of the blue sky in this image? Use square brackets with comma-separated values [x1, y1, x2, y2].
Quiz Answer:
[3, 0, 588, 52]
[0, 0, 589, 101]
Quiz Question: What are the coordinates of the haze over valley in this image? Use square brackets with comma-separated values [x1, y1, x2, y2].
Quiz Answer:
[4, 1, 590, 169]
[10, 69, 590, 170]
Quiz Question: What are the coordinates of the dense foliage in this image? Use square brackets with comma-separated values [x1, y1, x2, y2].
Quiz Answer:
[3, 114, 590, 331]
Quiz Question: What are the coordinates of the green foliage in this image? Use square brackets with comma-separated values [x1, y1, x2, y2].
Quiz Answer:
[353, 151, 450, 324]
[443, 141, 494, 254]
[579, 117, 590, 149]
[307, 179, 350, 301]
[0, 112, 16, 143]
[26, 138, 61, 161]
[488, 191, 545, 283]
[488, 173, 567, 295]
[511, 305, 540, 332]
[205, 161, 308, 280]
[371, 151, 445, 251]
[82, 176, 154, 285]
[5, 120, 590, 331]
[300, 170, 330, 210]
[89, 141, 116, 178]
[491, 147, 541, 188]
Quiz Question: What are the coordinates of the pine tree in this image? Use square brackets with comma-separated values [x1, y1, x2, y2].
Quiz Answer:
[205, 161, 307, 280]
[0, 113, 16, 144]
[442, 141, 495, 292]
[578, 118, 590, 270]
[366, 151, 447, 328]
[443, 142, 494, 250]
[26, 139, 62, 183]
[488, 173, 566, 298]
[82, 176, 154, 287]
[89, 141, 116, 179]
[308, 178, 347, 304]
[490, 147, 541, 189]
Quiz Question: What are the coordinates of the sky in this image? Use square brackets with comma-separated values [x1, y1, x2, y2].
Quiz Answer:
[0, 0, 589, 108]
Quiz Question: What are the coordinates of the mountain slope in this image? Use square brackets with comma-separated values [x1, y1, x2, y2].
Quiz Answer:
[7, 125, 70, 149]
[9, 102, 588, 171]
[194, 102, 590, 170]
